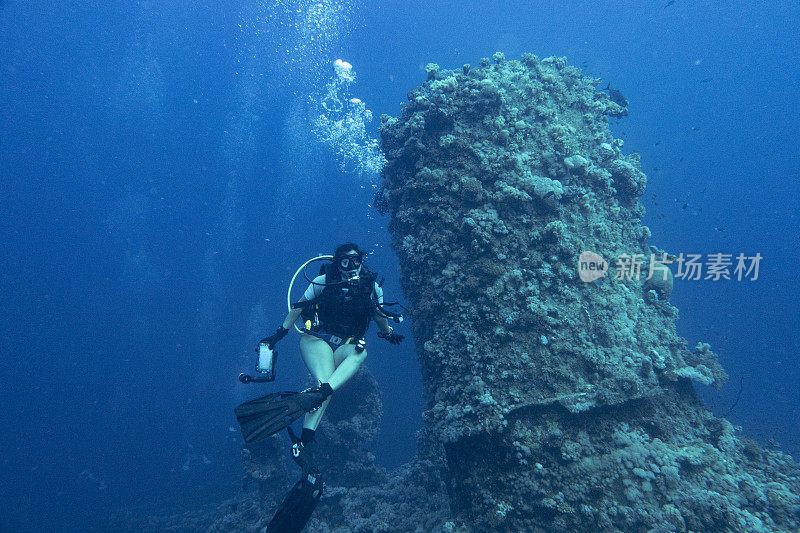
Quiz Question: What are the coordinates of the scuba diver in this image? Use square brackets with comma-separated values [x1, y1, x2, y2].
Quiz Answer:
[234, 242, 404, 532]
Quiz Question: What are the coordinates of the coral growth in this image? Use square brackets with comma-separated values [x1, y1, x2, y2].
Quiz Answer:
[376, 53, 799, 531]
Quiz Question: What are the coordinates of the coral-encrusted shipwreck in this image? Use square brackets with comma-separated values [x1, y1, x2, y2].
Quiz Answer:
[159, 53, 798, 532]
[374, 53, 799, 531]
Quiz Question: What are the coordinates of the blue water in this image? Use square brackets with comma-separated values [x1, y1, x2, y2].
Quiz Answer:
[1, 1, 798, 530]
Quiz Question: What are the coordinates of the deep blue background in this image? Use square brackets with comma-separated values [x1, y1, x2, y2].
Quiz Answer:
[1, 1, 798, 530]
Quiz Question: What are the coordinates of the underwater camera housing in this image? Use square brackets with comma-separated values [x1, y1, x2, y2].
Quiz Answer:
[238, 342, 278, 384]
[256, 341, 277, 380]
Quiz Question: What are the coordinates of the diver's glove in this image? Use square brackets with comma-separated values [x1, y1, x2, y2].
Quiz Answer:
[258, 326, 289, 350]
[378, 327, 404, 345]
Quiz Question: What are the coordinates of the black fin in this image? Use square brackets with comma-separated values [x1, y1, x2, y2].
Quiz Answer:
[234, 392, 303, 443]
[267, 475, 323, 533]
[234, 390, 328, 443]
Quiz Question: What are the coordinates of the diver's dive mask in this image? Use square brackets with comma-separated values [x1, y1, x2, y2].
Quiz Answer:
[337, 254, 362, 284]
[337, 255, 362, 270]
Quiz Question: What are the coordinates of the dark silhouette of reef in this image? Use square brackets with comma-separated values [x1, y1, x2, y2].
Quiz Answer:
[148, 53, 798, 532]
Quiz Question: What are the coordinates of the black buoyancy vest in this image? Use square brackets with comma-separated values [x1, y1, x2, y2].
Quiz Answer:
[307, 265, 378, 338]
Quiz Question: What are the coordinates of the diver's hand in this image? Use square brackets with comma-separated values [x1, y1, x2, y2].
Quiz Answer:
[257, 326, 289, 351]
[378, 328, 404, 345]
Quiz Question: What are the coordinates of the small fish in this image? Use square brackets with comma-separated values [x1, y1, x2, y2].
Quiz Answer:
[654, 141, 661, 146]
[692, 126, 701, 131]
[681, 203, 688, 210]
[664, 0, 675, 8]
[604, 84, 629, 107]
[714, 226, 725, 232]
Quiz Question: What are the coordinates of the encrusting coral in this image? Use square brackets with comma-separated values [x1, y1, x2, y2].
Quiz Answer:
[375, 53, 799, 531]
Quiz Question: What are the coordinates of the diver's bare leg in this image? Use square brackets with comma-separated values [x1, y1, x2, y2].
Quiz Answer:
[326, 344, 367, 390]
[299, 334, 335, 430]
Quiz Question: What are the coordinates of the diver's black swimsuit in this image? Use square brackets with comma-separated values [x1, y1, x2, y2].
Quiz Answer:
[303, 329, 358, 351]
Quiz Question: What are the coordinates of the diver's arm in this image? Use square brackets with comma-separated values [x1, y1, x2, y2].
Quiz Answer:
[374, 309, 404, 344]
[372, 282, 403, 344]
[372, 309, 393, 335]
[281, 296, 307, 330]
[370, 282, 393, 335]
[257, 296, 307, 351]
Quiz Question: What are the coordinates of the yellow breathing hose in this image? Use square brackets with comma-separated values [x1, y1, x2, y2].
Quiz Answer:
[287, 255, 334, 334]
